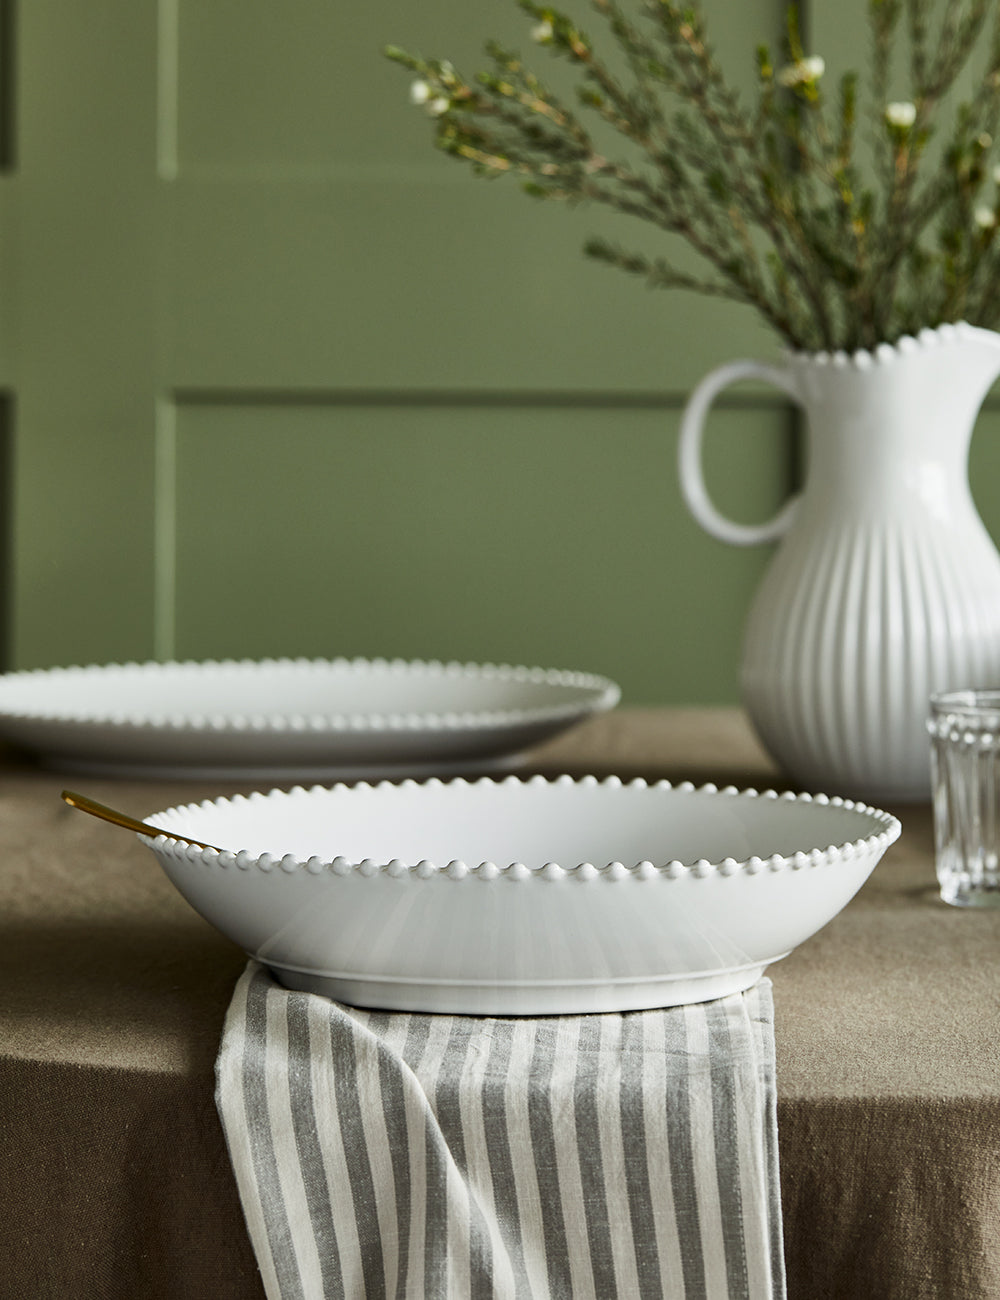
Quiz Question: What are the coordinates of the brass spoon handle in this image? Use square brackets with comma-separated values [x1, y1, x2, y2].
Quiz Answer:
[61, 790, 221, 852]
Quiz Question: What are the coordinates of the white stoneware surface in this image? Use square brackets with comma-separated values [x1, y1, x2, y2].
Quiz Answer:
[144, 774, 900, 1014]
[679, 321, 1000, 802]
[0, 657, 619, 779]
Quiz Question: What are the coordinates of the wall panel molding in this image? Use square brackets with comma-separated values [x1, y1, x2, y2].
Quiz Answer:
[0, 0, 16, 172]
[169, 387, 797, 412]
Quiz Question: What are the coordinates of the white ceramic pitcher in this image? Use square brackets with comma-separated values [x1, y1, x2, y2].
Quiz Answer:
[678, 321, 1000, 802]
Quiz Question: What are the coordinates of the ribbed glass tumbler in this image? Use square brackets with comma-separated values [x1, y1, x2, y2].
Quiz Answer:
[928, 691, 1000, 907]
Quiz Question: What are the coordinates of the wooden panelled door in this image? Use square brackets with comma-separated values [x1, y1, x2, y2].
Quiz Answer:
[0, 1, 823, 704]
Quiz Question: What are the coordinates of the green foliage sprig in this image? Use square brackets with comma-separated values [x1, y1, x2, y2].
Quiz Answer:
[386, 0, 1000, 351]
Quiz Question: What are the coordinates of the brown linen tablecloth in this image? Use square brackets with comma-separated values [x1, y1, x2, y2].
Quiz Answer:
[1, 706, 998, 1300]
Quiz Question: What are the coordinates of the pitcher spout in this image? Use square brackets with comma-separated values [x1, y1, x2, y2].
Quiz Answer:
[924, 321, 1000, 402]
[792, 320, 1000, 434]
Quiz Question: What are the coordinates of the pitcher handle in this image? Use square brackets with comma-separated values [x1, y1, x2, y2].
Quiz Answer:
[678, 359, 802, 547]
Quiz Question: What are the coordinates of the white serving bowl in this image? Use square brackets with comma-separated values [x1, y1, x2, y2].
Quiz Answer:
[143, 775, 900, 1014]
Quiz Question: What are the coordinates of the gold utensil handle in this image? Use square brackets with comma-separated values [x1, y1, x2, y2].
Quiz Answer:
[61, 790, 221, 852]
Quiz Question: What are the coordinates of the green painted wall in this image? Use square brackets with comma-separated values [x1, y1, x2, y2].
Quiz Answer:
[5, 1, 996, 705]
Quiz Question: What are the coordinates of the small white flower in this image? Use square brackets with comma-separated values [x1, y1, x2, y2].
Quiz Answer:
[975, 205, 997, 229]
[426, 96, 450, 117]
[532, 19, 554, 43]
[885, 101, 917, 129]
[410, 80, 432, 106]
[777, 55, 825, 88]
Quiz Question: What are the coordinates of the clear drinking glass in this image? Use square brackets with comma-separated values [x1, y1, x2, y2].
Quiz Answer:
[928, 690, 1000, 907]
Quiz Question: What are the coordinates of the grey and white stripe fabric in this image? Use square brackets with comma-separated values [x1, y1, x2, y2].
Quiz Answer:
[216, 962, 785, 1300]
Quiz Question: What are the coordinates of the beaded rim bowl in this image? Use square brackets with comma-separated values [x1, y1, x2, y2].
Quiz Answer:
[0, 657, 620, 779]
[144, 774, 901, 1015]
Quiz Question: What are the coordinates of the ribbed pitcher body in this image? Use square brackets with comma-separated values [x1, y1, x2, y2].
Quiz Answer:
[680, 322, 1000, 801]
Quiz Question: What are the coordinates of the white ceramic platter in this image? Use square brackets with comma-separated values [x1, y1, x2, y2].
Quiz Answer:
[144, 775, 901, 1014]
[0, 658, 620, 779]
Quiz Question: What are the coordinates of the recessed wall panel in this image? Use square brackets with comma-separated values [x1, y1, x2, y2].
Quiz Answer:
[165, 178, 778, 394]
[171, 0, 783, 173]
[172, 399, 792, 703]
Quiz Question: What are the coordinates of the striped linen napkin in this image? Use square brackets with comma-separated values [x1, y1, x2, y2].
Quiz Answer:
[216, 962, 785, 1300]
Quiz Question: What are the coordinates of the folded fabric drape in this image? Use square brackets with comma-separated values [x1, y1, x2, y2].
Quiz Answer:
[216, 963, 785, 1300]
